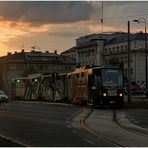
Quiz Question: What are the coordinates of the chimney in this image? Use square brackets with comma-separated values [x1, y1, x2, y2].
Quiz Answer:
[7, 52, 11, 55]
[45, 51, 49, 53]
[14, 51, 17, 54]
[31, 50, 35, 53]
[22, 49, 24, 52]
[54, 50, 57, 54]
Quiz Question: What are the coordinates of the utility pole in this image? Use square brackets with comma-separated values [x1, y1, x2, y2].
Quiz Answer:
[127, 21, 131, 104]
[133, 17, 148, 98]
[101, 1, 104, 34]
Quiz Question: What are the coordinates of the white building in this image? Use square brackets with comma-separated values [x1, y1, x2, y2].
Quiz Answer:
[104, 32, 148, 82]
[61, 32, 148, 82]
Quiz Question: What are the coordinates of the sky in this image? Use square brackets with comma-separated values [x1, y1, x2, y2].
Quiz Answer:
[0, 1, 148, 56]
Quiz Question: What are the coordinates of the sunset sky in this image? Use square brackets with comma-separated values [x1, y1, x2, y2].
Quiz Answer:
[0, 1, 148, 56]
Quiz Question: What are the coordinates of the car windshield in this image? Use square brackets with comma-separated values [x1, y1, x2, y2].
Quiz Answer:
[0, 90, 5, 95]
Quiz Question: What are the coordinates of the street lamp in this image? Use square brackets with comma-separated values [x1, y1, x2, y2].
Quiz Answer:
[133, 17, 148, 98]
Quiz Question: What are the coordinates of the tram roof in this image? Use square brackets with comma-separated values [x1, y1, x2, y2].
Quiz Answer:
[68, 67, 88, 75]
[92, 65, 123, 70]
[68, 65, 122, 75]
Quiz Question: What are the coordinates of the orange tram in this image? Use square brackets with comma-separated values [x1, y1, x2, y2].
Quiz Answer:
[66, 66, 124, 108]
[11, 65, 124, 108]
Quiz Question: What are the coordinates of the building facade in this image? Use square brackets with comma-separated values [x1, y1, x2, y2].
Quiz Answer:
[61, 32, 148, 83]
[104, 32, 147, 82]
[0, 50, 77, 97]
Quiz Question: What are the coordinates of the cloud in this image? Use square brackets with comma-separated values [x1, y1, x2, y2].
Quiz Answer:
[0, 1, 148, 56]
[0, 1, 95, 26]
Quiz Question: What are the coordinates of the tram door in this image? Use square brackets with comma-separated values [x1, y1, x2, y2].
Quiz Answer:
[88, 73, 94, 104]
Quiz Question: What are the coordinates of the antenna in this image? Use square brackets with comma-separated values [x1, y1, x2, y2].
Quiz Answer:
[20, 44, 25, 50]
[85, 25, 87, 36]
[101, 1, 104, 34]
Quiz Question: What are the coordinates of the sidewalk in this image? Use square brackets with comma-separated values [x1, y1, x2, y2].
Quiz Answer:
[124, 95, 148, 101]
[116, 109, 148, 134]
[86, 109, 148, 147]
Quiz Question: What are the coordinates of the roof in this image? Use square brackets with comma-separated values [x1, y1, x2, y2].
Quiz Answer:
[106, 32, 148, 45]
[68, 67, 88, 75]
[61, 46, 76, 54]
[0, 50, 76, 64]
[0, 52, 26, 63]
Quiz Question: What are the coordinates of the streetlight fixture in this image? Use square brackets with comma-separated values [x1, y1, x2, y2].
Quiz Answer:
[133, 17, 148, 98]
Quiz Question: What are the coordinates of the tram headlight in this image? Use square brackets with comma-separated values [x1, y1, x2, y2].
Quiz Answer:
[103, 93, 107, 97]
[119, 93, 123, 97]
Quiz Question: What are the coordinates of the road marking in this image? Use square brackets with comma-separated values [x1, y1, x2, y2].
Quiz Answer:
[0, 134, 29, 147]
[84, 139, 95, 144]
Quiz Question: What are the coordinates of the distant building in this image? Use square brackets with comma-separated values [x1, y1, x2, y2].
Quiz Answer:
[61, 46, 77, 61]
[61, 33, 124, 67]
[104, 32, 148, 82]
[61, 32, 148, 82]
[0, 49, 77, 96]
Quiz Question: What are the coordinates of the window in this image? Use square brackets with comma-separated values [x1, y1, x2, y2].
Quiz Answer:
[112, 47, 115, 52]
[125, 57, 127, 63]
[104, 48, 107, 54]
[131, 68, 133, 75]
[121, 46, 124, 51]
[125, 45, 127, 51]
[117, 47, 119, 52]
[81, 72, 84, 77]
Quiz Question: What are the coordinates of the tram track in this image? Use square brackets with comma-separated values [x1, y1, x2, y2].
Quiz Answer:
[80, 108, 125, 147]
[80, 108, 148, 147]
[113, 109, 148, 137]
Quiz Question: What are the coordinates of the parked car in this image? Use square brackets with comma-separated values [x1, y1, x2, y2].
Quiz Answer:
[0, 90, 8, 103]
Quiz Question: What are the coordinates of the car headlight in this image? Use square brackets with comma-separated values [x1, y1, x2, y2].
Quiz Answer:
[103, 93, 107, 97]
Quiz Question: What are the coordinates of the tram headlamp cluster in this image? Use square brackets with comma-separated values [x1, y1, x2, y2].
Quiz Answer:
[103, 93, 107, 97]
[119, 93, 123, 97]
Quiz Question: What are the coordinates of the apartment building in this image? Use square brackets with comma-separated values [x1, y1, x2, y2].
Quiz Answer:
[104, 32, 147, 81]
[0, 50, 77, 96]
[61, 32, 148, 82]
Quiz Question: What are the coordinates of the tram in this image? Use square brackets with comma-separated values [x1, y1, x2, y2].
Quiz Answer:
[67, 66, 124, 107]
[11, 65, 124, 107]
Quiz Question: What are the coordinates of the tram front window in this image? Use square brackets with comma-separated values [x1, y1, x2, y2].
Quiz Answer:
[101, 69, 123, 88]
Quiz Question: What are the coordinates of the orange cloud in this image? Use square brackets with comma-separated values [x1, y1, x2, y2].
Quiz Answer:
[0, 20, 58, 55]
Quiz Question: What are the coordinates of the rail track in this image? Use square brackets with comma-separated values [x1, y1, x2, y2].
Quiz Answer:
[113, 109, 148, 137]
[80, 108, 148, 147]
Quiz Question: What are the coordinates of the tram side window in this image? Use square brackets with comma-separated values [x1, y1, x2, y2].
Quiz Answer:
[81, 72, 84, 77]
[94, 74, 101, 87]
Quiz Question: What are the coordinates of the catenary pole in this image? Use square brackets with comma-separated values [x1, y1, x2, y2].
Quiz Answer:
[127, 21, 131, 104]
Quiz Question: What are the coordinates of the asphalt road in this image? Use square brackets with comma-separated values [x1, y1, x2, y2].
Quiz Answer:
[1, 101, 148, 147]
[0, 101, 114, 147]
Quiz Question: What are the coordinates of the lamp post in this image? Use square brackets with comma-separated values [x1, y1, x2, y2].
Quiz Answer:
[133, 17, 148, 98]
[127, 21, 131, 104]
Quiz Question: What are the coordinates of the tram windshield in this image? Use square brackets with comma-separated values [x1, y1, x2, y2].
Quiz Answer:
[101, 69, 123, 87]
